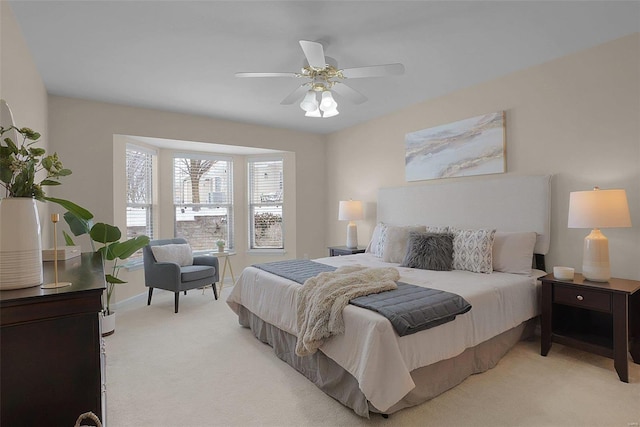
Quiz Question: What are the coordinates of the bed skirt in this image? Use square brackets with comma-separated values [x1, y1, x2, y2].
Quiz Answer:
[236, 305, 536, 418]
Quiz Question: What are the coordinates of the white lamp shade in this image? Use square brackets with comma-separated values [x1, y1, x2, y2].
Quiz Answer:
[300, 91, 318, 112]
[320, 91, 338, 112]
[338, 200, 363, 221]
[567, 187, 631, 282]
[322, 107, 339, 118]
[568, 188, 631, 228]
[305, 106, 321, 118]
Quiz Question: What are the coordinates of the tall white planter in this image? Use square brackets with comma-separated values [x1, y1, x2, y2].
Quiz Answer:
[0, 197, 43, 289]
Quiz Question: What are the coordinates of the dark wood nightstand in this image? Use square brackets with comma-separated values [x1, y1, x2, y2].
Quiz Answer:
[328, 246, 366, 257]
[540, 273, 640, 382]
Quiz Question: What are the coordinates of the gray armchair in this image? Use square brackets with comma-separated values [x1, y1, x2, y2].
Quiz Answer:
[143, 238, 219, 313]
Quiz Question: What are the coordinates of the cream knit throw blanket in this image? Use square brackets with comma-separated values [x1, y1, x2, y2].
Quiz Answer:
[295, 265, 399, 357]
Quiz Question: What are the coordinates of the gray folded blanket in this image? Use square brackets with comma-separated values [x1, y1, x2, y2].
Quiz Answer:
[253, 259, 472, 339]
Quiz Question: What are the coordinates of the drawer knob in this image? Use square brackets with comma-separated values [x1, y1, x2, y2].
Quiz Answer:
[577, 295, 584, 301]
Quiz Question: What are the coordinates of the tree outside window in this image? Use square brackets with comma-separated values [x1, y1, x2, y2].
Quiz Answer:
[173, 155, 233, 251]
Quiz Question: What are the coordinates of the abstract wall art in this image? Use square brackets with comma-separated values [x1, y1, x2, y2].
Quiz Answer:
[405, 111, 505, 181]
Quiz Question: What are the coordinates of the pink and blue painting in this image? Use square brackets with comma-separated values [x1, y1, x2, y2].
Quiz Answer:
[405, 111, 505, 181]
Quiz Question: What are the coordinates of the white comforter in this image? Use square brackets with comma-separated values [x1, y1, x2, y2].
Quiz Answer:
[227, 254, 542, 412]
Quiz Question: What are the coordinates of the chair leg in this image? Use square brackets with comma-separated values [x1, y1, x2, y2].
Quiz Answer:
[147, 288, 154, 306]
[174, 292, 179, 313]
[212, 283, 218, 300]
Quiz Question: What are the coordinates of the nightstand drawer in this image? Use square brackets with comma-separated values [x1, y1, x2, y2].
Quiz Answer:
[553, 285, 611, 313]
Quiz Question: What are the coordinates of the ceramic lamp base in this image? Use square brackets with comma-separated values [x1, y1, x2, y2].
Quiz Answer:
[346, 221, 358, 249]
[582, 228, 610, 282]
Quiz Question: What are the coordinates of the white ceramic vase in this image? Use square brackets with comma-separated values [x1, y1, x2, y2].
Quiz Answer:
[0, 197, 43, 289]
[101, 312, 116, 336]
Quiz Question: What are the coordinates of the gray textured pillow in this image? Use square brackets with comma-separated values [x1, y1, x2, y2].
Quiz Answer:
[401, 232, 454, 271]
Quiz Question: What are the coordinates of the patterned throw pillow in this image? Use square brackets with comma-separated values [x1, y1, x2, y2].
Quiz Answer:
[452, 228, 496, 273]
[401, 232, 454, 271]
[373, 223, 389, 258]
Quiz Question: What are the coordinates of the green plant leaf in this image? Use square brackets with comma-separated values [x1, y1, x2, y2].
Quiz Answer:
[90, 222, 121, 244]
[110, 235, 150, 260]
[45, 197, 94, 221]
[40, 179, 61, 186]
[105, 274, 127, 284]
[29, 147, 46, 157]
[63, 230, 76, 246]
[63, 211, 93, 236]
[57, 168, 72, 176]
[20, 128, 40, 140]
[3, 137, 18, 152]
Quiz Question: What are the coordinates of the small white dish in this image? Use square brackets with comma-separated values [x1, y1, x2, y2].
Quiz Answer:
[553, 266, 575, 281]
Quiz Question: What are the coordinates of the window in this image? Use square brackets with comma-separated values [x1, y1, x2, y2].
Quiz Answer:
[126, 145, 155, 247]
[248, 158, 284, 249]
[173, 154, 233, 251]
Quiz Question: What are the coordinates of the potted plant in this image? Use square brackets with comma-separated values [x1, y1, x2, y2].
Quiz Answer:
[216, 239, 225, 252]
[53, 201, 149, 335]
[0, 121, 79, 289]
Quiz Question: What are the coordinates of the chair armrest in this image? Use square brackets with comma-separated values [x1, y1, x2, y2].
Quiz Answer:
[145, 262, 181, 287]
[193, 256, 219, 270]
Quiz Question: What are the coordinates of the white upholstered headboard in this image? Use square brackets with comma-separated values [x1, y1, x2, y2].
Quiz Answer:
[378, 175, 552, 255]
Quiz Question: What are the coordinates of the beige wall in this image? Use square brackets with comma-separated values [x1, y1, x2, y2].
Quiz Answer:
[4, 0, 638, 307]
[1, 1, 51, 246]
[326, 33, 640, 280]
[47, 96, 325, 302]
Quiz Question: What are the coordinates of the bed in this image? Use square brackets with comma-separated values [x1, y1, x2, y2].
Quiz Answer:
[227, 175, 552, 417]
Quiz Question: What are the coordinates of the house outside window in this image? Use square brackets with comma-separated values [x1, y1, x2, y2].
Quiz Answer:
[248, 158, 284, 249]
[126, 145, 155, 255]
[173, 154, 233, 251]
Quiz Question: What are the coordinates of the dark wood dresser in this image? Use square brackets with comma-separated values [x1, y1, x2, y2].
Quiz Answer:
[0, 253, 106, 426]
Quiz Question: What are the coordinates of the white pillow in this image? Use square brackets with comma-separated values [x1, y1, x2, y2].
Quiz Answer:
[492, 231, 537, 275]
[366, 222, 385, 256]
[382, 225, 427, 263]
[151, 243, 193, 266]
[452, 228, 496, 274]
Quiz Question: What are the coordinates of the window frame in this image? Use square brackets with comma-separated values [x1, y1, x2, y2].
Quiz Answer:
[247, 156, 285, 250]
[125, 144, 156, 258]
[172, 152, 234, 252]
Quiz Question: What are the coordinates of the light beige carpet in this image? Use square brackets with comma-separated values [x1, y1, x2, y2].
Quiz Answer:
[106, 286, 640, 427]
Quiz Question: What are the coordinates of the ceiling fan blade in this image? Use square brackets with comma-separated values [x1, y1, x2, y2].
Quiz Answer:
[235, 72, 297, 78]
[299, 40, 326, 69]
[331, 82, 367, 105]
[280, 84, 309, 105]
[341, 63, 405, 79]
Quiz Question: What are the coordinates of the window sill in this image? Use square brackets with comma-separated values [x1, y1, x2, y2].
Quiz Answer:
[123, 259, 144, 271]
[246, 249, 287, 255]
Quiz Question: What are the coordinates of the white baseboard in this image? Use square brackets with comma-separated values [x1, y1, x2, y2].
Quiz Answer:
[112, 281, 233, 311]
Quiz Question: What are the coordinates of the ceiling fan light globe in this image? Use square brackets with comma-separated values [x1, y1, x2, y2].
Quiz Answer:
[323, 107, 339, 118]
[305, 107, 322, 118]
[300, 91, 318, 112]
[320, 91, 338, 112]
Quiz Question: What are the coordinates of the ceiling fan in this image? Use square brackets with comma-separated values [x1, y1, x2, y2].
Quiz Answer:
[235, 40, 405, 118]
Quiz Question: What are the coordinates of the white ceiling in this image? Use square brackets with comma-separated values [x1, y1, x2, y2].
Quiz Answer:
[9, 1, 640, 135]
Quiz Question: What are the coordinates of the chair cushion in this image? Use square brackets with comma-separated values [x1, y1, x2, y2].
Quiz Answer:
[181, 265, 215, 282]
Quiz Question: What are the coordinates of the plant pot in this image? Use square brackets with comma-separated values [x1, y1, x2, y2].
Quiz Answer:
[101, 312, 115, 337]
[0, 197, 43, 289]
[217, 246, 225, 253]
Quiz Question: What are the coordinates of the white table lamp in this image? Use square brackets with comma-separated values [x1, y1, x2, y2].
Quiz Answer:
[338, 200, 363, 249]
[568, 187, 631, 282]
